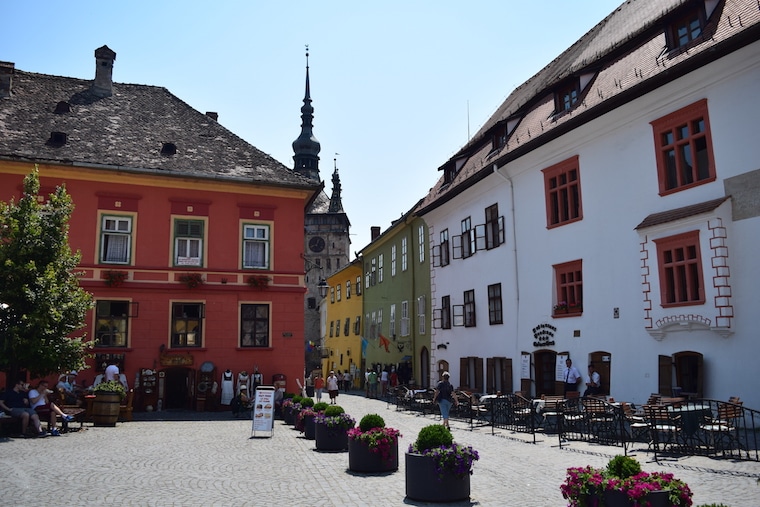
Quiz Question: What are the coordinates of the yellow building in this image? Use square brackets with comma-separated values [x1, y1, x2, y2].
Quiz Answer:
[321, 259, 363, 389]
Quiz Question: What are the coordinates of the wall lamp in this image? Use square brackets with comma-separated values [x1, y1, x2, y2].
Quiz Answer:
[318, 278, 329, 298]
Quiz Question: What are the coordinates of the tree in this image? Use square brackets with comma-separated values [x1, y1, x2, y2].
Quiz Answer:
[0, 167, 93, 386]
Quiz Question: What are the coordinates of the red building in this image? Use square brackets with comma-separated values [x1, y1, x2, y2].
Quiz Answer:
[0, 46, 321, 410]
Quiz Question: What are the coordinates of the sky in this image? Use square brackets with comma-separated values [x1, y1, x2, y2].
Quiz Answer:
[5, 0, 623, 252]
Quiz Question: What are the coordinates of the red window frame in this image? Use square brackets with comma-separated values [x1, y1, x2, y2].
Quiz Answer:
[654, 231, 705, 307]
[543, 156, 582, 228]
[651, 99, 715, 195]
[554, 260, 583, 316]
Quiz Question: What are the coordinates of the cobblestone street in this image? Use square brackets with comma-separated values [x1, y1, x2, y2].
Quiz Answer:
[2, 393, 759, 506]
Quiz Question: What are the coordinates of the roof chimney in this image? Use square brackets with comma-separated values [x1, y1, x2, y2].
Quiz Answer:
[0, 61, 14, 99]
[92, 45, 116, 98]
[371, 226, 381, 241]
[206, 112, 218, 121]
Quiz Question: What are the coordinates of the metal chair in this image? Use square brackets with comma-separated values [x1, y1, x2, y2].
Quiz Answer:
[644, 404, 682, 461]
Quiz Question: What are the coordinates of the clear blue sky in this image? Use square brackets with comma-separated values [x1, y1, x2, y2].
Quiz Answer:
[6, 0, 622, 252]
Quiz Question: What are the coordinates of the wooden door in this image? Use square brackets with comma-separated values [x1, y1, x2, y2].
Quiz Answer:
[674, 351, 703, 398]
[534, 350, 557, 397]
[589, 351, 611, 395]
[658, 355, 672, 395]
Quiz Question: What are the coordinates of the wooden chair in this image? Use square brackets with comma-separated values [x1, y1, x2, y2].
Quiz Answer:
[541, 396, 564, 433]
[119, 389, 134, 422]
[701, 401, 743, 453]
[622, 402, 648, 442]
[584, 397, 617, 443]
[644, 404, 682, 460]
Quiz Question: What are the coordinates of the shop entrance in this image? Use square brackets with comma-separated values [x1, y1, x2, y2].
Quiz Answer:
[163, 367, 194, 409]
[534, 350, 558, 397]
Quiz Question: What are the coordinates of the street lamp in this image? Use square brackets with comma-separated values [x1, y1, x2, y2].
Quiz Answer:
[317, 278, 329, 298]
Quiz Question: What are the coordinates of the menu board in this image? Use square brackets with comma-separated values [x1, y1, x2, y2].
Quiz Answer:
[555, 354, 569, 382]
[520, 354, 531, 379]
[251, 386, 275, 436]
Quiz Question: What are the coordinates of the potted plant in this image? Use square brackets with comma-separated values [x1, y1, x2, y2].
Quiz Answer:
[314, 405, 355, 452]
[179, 272, 204, 289]
[282, 395, 302, 426]
[247, 274, 271, 289]
[301, 401, 329, 439]
[560, 455, 693, 507]
[348, 413, 401, 473]
[295, 397, 315, 433]
[553, 301, 568, 315]
[405, 424, 479, 502]
[92, 380, 126, 427]
[102, 270, 128, 287]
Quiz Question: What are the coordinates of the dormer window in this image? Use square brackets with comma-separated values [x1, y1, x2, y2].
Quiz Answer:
[54, 101, 71, 114]
[161, 142, 177, 156]
[47, 131, 67, 146]
[667, 5, 706, 49]
[491, 124, 508, 151]
[555, 78, 581, 114]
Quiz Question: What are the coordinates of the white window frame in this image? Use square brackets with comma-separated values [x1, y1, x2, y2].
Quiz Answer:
[400, 300, 410, 337]
[378, 253, 384, 283]
[390, 303, 396, 338]
[401, 237, 408, 272]
[100, 215, 132, 264]
[418, 225, 425, 263]
[242, 224, 270, 269]
[417, 295, 426, 334]
[174, 219, 204, 267]
[391, 244, 397, 277]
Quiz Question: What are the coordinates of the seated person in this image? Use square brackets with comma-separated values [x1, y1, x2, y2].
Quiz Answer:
[230, 385, 251, 417]
[56, 372, 80, 405]
[29, 380, 74, 436]
[0, 379, 46, 437]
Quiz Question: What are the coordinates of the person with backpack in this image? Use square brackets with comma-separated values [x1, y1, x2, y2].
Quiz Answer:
[433, 371, 458, 429]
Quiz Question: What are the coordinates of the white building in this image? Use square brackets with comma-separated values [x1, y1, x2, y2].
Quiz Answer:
[418, 0, 760, 408]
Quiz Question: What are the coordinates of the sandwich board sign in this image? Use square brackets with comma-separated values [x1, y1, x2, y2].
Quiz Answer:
[250, 386, 275, 438]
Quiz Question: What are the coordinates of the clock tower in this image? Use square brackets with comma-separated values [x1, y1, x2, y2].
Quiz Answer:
[293, 50, 351, 373]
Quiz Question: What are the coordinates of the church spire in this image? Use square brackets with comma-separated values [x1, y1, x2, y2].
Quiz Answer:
[329, 154, 345, 213]
[292, 46, 321, 181]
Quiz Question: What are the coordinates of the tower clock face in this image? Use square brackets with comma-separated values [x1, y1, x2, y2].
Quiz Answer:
[309, 236, 325, 252]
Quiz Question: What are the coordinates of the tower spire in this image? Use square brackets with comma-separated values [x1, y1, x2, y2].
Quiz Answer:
[329, 153, 344, 213]
[292, 45, 321, 181]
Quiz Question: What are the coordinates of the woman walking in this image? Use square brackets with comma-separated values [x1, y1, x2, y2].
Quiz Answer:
[433, 371, 458, 429]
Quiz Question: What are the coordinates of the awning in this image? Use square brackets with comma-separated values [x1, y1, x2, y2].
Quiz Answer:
[401, 355, 412, 362]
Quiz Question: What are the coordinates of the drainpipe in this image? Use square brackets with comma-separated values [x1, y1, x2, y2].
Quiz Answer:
[492, 163, 520, 353]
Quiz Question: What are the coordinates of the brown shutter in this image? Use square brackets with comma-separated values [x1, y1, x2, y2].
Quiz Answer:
[658, 355, 672, 395]
[459, 357, 468, 390]
[486, 357, 495, 393]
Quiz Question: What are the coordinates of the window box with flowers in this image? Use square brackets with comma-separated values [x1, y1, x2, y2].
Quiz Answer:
[247, 274, 271, 289]
[406, 424, 479, 502]
[103, 270, 129, 287]
[560, 455, 692, 507]
[348, 413, 401, 473]
[179, 272, 204, 289]
[553, 301, 569, 315]
[568, 301, 583, 314]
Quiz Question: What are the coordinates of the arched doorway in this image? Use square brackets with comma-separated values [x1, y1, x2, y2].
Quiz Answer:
[589, 351, 611, 396]
[436, 360, 449, 383]
[534, 349, 557, 397]
[420, 347, 430, 388]
[659, 351, 703, 398]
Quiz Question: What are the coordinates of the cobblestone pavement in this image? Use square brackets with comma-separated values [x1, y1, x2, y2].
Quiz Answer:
[1, 392, 759, 506]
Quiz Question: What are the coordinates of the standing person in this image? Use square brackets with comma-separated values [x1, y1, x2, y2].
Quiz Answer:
[28, 380, 74, 436]
[380, 368, 389, 398]
[584, 364, 602, 397]
[389, 368, 399, 389]
[368, 369, 379, 399]
[433, 372, 458, 429]
[364, 368, 371, 397]
[313, 373, 325, 401]
[0, 379, 46, 438]
[342, 371, 351, 392]
[326, 371, 340, 404]
[563, 358, 582, 396]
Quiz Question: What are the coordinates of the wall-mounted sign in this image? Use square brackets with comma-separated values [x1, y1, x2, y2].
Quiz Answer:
[532, 322, 557, 347]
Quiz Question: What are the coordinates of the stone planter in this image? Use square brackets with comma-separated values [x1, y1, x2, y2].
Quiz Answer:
[92, 392, 121, 427]
[348, 437, 398, 473]
[303, 414, 316, 440]
[314, 422, 349, 451]
[283, 406, 295, 425]
[405, 452, 470, 502]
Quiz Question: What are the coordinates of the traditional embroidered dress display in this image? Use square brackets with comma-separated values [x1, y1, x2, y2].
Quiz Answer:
[221, 370, 234, 405]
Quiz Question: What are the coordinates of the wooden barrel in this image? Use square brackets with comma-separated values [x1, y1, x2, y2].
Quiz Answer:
[92, 392, 121, 427]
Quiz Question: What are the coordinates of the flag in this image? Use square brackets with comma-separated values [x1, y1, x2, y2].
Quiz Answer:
[379, 334, 391, 353]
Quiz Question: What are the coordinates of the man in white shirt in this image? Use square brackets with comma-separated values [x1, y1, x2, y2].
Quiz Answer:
[584, 364, 602, 397]
[563, 358, 582, 396]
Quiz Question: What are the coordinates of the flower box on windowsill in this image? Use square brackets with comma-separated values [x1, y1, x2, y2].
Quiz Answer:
[103, 270, 129, 287]
[247, 275, 271, 290]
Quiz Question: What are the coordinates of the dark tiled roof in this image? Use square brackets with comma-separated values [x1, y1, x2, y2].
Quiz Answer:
[0, 70, 319, 190]
[418, 0, 760, 214]
[635, 196, 730, 229]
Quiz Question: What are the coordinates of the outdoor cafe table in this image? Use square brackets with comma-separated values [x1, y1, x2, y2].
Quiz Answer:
[668, 402, 712, 451]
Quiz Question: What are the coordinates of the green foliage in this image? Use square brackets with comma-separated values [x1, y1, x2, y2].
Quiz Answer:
[606, 455, 641, 479]
[300, 397, 314, 408]
[313, 401, 329, 412]
[292, 395, 304, 405]
[414, 424, 453, 452]
[359, 413, 386, 432]
[283, 392, 295, 399]
[93, 380, 126, 400]
[324, 405, 345, 417]
[0, 168, 94, 383]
